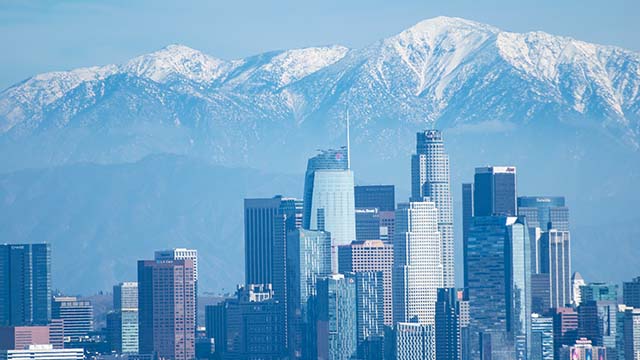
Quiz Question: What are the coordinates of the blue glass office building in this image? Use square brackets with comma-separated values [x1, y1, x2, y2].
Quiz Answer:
[316, 273, 357, 360]
[517, 196, 569, 231]
[355, 271, 385, 359]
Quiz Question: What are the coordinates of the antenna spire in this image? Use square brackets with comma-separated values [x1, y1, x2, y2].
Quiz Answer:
[346, 108, 351, 170]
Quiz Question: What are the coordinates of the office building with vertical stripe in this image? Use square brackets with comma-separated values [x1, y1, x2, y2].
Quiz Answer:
[315, 274, 357, 360]
[108, 282, 138, 354]
[0, 244, 51, 326]
[411, 130, 454, 288]
[138, 259, 195, 360]
[539, 230, 572, 308]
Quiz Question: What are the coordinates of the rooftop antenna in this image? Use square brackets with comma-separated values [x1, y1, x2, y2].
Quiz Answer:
[346, 108, 351, 170]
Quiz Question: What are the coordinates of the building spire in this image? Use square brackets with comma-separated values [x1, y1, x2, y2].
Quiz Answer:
[346, 108, 351, 170]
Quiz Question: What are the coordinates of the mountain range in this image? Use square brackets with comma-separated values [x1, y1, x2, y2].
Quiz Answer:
[0, 17, 638, 294]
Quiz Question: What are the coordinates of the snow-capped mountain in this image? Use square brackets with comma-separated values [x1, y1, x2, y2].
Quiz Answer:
[1, 16, 639, 172]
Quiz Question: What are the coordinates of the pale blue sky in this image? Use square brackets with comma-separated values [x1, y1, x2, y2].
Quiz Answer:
[1, 0, 638, 89]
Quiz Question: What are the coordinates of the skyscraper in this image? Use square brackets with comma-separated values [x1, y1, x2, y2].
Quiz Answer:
[435, 288, 460, 360]
[303, 147, 356, 272]
[465, 216, 531, 360]
[315, 273, 358, 360]
[225, 284, 285, 360]
[395, 320, 436, 360]
[138, 258, 196, 360]
[338, 240, 394, 326]
[411, 130, 454, 288]
[0, 244, 51, 326]
[539, 230, 572, 308]
[580, 282, 618, 302]
[393, 201, 443, 325]
[354, 271, 385, 359]
[204, 302, 226, 358]
[286, 229, 331, 359]
[624, 277, 640, 309]
[472, 166, 517, 217]
[355, 208, 382, 241]
[572, 272, 586, 307]
[531, 314, 554, 360]
[578, 299, 618, 357]
[624, 308, 640, 360]
[51, 297, 93, 342]
[553, 307, 579, 360]
[517, 196, 570, 231]
[461, 183, 473, 285]
[107, 282, 138, 354]
[355, 185, 395, 212]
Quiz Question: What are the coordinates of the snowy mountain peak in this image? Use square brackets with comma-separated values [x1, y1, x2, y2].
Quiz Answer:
[123, 44, 230, 84]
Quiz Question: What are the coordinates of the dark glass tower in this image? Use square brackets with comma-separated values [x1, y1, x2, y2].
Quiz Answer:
[354, 185, 395, 212]
[435, 288, 461, 360]
[0, 243, 51, 326]
[472, 166, 517, 217]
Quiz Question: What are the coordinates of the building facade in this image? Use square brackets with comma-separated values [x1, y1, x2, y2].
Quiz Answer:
[354, 271, 385, 359]
[315, 274, 357, 360]
[540, 230, 572, 308]
[338, 240, 394, 326]
[0, 244, 51, 326]
[108, 282, 138, 354]
[531, 314, 554, 360]
[517, 196, 569, 231]
[354, 185, 395, 212]
[51, 297, 93, 341]
[434, 288, 460, 360]
[138, 259, 195, 360]
[393, 201, 443, 325]
[410, 130, 454, 288]
[395, 321, 435, 360]
[624, 277, 640, 309]
[624, 308, 640, 360]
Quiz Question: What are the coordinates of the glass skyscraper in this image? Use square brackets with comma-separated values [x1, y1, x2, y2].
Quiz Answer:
[354, 185, 395, 212]
[471, 166, 517, 217]
[315, 273, 358, 360]
[531, 314, 554, 360]
[303, 147, 356, 272]
[393, 201, 443, 325]
[107, 282, 138, 354]
[354, 271, 385, 359]
[286, 229, 331, 359]
[0, 243, 51, 326]
[539, 230, 572, 308]
[411, 130, 454, 288]
[517, 196, 569, 231]
[465, 216, 531, 360]
[435, 288, 461, 360]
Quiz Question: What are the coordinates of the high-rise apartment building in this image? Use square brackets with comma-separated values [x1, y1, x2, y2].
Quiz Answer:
[286, 229, 331, 359]
[338, 240, 394, 326]
[393, 201, 443, 325]
[465, 215, 531, 360]
[0, 244, 51, 326]
[411, 130, 454, 288]
[303, 148, 356, 272]
[138, 258, 195, 360]
[315, 274, 358, 360]
[624, 277, 640, 309]
[51, 297, 93, 341]
[395, 321, 435, 360]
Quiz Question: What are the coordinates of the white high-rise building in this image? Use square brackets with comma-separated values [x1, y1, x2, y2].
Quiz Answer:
[572, 272, 586, 307]
[393, 201, 443, 325]
[411, 130, 455, 288]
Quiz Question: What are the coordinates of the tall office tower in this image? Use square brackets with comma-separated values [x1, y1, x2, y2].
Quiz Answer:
[395, 320, 436, 360]
[457, 290, 471, 360]
[581, 282, 618, 302]
[51, 297, 93, 341]
[539, 230, 572, 308]
[315, 274, 357, 360]
[224, 284, 285, 360]
[472, 166, 517, 217]
[356, 208, 382, 241]
[465, 216, 531, 360]
[355, 185, 395, 212]
[393, 201, 443, 325]
[303, 147, 356, 272]
[531, 274, 551, 315]
[553, 307, 579, 360]
[0, 244, 51, 326]
[286, 229, 331, 359]
[531, 314, 554, 360]
[578, 300, 618, 357]
[138, 259, 196, 360]
[558, 338, 607, 360]
[354, 271, 385, 360]
[204, 302, 226, 358]
[108, 282, 138, 354]
[338, 240, 394, 326]
[572, 272, 586, 307]
[624, 277, 640, 308]
[624, 308, 640, 360]
[517, 196, 570, 231]
[617, 305, 630, 360]
[461, 183, 473, 285]
[411, 130, 454, 288]
[244, 196, 303, 348]
[435, 288, 461, 360]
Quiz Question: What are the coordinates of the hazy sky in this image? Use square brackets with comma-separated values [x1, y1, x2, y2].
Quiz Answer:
[1, 0, 638, 89]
